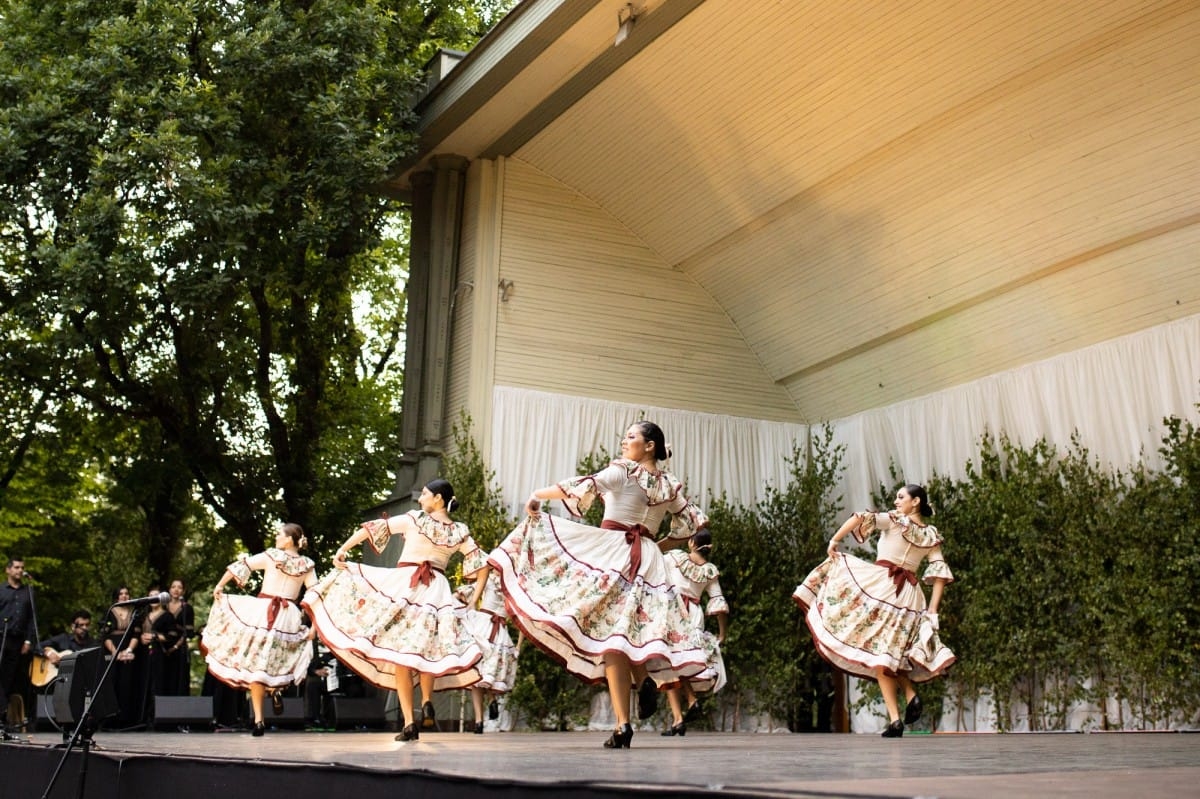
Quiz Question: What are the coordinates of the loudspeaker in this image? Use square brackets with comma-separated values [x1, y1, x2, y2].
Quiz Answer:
[51, 647, 118, 727]
[330, 696, 387, 729]
[33, 693, 60, 731]
[153, 696, 213, 729]
[272, 696, 307, 728]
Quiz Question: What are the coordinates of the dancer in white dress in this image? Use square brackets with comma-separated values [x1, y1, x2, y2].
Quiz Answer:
[458, 568, 518, 733]
[793, 484, 955, 737]
[489, 421, 711, 749]
[659, 528, 728, 736]
[303, 479, 485, 742]
[204, 523, 317, 736]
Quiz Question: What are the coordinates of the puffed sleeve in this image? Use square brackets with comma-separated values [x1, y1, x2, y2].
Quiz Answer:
[459, 535, 487, 578]
[363, 519, 393, 554]
[557, 462, 627, 517]
[850, 511, 889, 544]
[667, 497, 708, 541]
[225, 554, 253, 585]
[923, 546, 955, 584]
[704, 576, 729, 616]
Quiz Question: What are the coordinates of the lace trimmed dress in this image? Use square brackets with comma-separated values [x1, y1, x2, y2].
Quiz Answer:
[489, 458, 711, 686]
[202, 548, 317, 689]
[456, 570, 518, 693]
[303, 512, 486, 692]
[792, 510, 956, 682]
[663, 550, 728, 693]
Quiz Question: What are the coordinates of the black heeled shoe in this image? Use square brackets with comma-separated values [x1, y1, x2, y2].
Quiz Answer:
[903, 694, 923, 725]
[271, 691, 284, 716]
[660, 722, 686, 737]
[395, 723, 420, 741]
[421, 700, 437, 729]
[473, 721, 484, 735]
[251, 721, 266, 737]
[603, 723, 633, 749]
[881, 719, 904, 738]
[637, 678, 658, 720]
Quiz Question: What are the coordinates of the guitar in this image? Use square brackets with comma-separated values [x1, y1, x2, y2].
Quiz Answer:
[28, 650, 70, 688]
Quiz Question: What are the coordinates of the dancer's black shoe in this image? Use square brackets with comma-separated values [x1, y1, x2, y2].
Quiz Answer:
[421, 700, 437, 729]
[903, 694, 923, 725]
[603, 723, 633, 749]
[660, 722, 686, 737]
[637, 678, 658, 720]
[881, 719, 904, 738]
[395, 723, 420, 741]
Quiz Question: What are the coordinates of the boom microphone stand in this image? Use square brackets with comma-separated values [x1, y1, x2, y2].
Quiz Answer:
[39, 602, 147, 799]
[0, 616, 14, 741]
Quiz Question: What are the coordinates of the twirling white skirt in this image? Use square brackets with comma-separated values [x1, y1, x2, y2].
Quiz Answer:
[303, 562, 482, 691]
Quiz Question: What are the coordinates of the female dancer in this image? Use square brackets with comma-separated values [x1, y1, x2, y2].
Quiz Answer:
[459, 568, 518, 733]
[489, 421, 711, 749]
[304, 479, 485, 742]
[659, 528, 728, 736]
[793, 483, 955, 737]
[203, 523, 317, 736]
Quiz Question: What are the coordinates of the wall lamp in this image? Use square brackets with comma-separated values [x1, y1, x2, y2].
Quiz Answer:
[615, 3, 637, 46]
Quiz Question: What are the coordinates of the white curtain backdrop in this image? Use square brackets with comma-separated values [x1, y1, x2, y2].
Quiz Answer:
[489, 388, 808, 518]
[490, 313, 1200, 520]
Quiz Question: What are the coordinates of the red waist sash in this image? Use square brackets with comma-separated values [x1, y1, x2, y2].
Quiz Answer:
[399, 560, 444, 589]
[600, 520, 654, 578]
[257, 593, 295, 630]
[875, 560, 917, 596]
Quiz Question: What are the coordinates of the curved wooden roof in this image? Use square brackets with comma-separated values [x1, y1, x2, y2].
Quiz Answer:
[391, 0, 1200, 420]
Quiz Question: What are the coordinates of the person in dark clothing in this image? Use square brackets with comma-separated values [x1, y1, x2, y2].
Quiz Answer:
[0, 558, 36, 729]
[37, 610, 98, 662]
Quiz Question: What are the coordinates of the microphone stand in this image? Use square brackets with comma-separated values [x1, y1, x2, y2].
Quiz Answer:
[0, 616, 13, 741]
[39, 603, 145, 799]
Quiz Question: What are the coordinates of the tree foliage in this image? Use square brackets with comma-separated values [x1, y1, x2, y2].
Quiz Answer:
[0, 0, 512, 602]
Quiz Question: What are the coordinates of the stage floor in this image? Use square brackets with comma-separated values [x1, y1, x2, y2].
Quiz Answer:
[4, 727, 1198, 799]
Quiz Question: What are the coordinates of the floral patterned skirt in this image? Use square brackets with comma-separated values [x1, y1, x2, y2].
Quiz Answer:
[489, 515, 709, 686]
[201, 594, 312, 689]
[680, 600, 726, 694]
[792, 554, 955, 682]
[462, 609, 518, 692]
[302, 563, 482, 692]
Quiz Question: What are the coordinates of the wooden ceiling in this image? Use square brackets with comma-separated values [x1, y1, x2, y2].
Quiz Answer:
[392, 0, 1200, 421]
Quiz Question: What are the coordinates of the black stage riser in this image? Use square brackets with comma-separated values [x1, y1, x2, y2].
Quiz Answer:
[0, 744, 771, 799]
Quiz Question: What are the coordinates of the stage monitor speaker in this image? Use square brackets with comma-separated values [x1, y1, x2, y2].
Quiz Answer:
[272, 696, 307, 728]
[51, 647, 119, 727]
[330, 696, 387, 729]
[153, 696, 213, 729]
[33, 693, 60, 731]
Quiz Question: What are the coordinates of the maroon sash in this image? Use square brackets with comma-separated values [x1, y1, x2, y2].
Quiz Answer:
[876, 560, 917, 596]
[601, 520, 653, 578]
[257, 593, 292, 630]
[400, 561, 442, 589]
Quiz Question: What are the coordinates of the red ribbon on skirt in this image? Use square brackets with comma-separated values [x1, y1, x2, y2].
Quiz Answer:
[875, 559, 917, 596]
[257, 593, 292, 630]
[600, 520, 654, 579]
[400, 560, 442, 589]
[484, 611, 505, 643]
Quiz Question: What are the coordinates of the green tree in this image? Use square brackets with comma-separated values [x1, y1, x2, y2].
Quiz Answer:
[0, 0, 512, 576]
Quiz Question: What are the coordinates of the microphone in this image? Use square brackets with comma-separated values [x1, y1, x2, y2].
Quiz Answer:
[112, 591, 171, 608]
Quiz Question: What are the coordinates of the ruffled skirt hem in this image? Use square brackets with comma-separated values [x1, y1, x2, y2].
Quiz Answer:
[200, 595, 312, 689]
[792, 554, 955, 683]
[490, 515, 710, 685]
[302, 564, 482, 692]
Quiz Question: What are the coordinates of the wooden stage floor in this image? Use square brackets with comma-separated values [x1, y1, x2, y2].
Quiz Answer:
[3, 727, 1198, 799]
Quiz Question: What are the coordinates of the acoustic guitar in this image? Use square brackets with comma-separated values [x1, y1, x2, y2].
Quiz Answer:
[28, 650, 69, 688]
